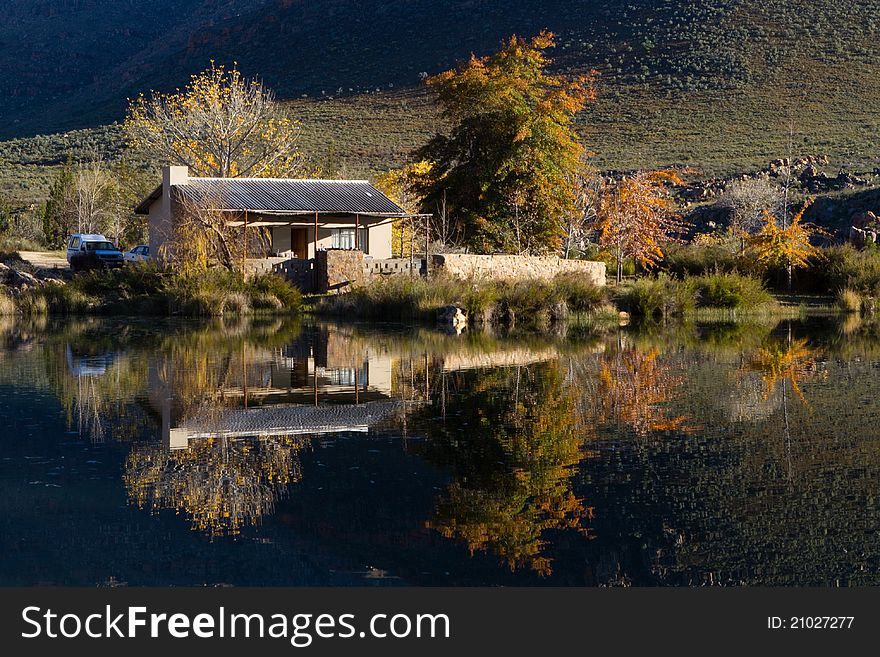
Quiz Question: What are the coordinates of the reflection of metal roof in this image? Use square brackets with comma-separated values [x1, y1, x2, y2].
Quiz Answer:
[178, 400, 403, 440]
[136, 178, 409, 215]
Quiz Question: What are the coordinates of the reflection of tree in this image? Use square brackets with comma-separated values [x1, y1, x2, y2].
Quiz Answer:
[124, 434, 306, 536]
[590, 345, 689, 436]
[420, 363, 593, 576]
[741, 335, 826, 406]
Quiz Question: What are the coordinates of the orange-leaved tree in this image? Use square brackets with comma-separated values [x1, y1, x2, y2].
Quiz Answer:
[747, 199, 820, 291]
[593, 170, 688, 284]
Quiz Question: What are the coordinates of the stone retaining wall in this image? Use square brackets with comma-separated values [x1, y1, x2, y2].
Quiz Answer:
[431, 254, 606, 286]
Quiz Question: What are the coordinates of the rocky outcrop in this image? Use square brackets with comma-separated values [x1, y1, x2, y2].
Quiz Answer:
[798, 166, 867, 193]
[437, 304, 467, 334]
[0, 260, 66, 297]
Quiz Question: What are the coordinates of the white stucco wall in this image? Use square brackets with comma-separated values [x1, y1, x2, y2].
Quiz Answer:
[270, 220, 393, 259]
[149, 166, 188, 263]
[367, 222, 393, 260]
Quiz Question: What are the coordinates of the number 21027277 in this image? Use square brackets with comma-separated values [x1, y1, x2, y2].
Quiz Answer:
[768, 616, 854, 629]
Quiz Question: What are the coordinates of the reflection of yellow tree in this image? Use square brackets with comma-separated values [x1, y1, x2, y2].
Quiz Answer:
[592, 347, 689, 436]
[741, 337, 826, 406]
[423, 363, 593, 576]
[124, 434, 306, 536]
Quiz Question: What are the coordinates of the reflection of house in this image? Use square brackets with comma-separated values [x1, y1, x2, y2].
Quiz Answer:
[169, 401, 403, 448]
[135, 166, 421, 266]
[148, 328, 399, 449]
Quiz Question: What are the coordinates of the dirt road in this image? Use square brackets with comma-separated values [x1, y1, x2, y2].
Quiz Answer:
[17, 251, 69, 270]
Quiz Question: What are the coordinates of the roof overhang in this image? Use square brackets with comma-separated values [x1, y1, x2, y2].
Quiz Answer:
[134, 185, 162, 215]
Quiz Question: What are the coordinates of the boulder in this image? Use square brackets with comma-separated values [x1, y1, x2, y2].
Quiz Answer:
[438, 304, 467, 333]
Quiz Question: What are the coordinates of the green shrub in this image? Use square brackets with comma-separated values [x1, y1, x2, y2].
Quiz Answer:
[662, 242, 743, 277]
[61, 266, 301, 316]
[251, 292, 284, 311]
[461, 281, 500, 322]
[496, 279, 566, 326]
[689, 272, 772, 309]
[554, 273, 606, 313]
[616, 275, 695, 318]
[247, 273, 302, 311]
[222, 291, 251, 315]
[41, 282, 97, 314]
[320, 276, 433, 320]
[818, 245, 880, 295]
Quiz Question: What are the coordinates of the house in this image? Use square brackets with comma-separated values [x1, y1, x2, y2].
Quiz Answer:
[134, 165, 421, 265]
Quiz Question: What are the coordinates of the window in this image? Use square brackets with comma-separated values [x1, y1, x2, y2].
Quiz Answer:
[69, 237, 80, 249]
[84, 241, 115, 251]
[327, 364, 368, 387]
[330, 228, 367, 251]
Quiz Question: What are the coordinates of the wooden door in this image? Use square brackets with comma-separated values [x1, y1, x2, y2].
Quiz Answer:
[291, 228, 308, 259]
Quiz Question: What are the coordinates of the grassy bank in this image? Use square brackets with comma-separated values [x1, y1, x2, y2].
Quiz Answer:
[309, 270, 793, 327]
[311, 273, 612, 329]
[1, 266, 302, 317]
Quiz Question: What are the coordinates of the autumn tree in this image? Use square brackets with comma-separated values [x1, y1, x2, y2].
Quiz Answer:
[375, 161, 433, 257]
[593, 170, 688, 284]
[748, 199, 820, 290]
[124, 63, 302, 178]
[413, 32, 596, 254]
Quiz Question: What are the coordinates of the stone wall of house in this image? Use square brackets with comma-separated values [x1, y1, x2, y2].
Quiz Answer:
[316, 249, 365, 293]
[431, 254, 606, 286]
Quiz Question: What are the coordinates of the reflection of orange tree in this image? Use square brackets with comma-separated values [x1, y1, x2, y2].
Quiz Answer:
[741, 336, 826, 406]
[124, 434, 306, 536]
[591, 346, 689, 437]
[421, 363, 593, 576]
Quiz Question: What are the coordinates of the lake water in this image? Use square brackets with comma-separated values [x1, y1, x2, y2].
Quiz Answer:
[0, 314, 878, 586]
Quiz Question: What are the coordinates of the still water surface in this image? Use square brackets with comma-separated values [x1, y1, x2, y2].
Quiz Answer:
[0, 315, 878, 586]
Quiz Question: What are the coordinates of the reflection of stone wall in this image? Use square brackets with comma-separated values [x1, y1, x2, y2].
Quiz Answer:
[432, 254, 606, 286]
[316, 250, 365, 293]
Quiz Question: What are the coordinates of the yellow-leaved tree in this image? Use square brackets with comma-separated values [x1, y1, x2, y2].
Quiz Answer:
[375, 161, 433, 257]
[124, 63, 301, 178]
[747, 199, 820, 290]
[593, 170, 688, 284]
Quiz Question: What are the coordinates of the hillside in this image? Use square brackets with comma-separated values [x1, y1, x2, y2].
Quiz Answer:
[1, 0, 879, 206]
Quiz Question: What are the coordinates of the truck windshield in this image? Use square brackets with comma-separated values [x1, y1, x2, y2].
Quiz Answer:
[84, 242, 116, 251]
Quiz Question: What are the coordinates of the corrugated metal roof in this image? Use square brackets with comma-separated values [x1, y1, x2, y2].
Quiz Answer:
[136, 177, 408, 215]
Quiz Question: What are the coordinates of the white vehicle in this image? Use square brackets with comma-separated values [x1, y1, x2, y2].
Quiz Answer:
[124, 244, 151, 263]
[66, 234, 124, 271]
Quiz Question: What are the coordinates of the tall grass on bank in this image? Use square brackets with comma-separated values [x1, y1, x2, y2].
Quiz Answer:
[615, 275, 695, 319]
[12, 265, 302, 317]
[689, 271, 773, 309]
[313, 273, 608, 327]
[616, 272, 773, 319]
